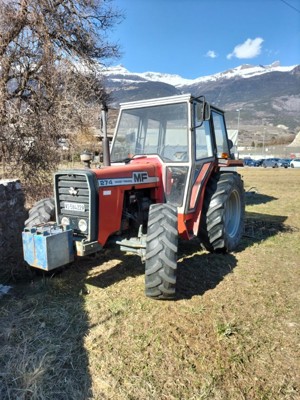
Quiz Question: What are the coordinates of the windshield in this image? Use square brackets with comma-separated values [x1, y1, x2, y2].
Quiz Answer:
[111, 102, 189, 162]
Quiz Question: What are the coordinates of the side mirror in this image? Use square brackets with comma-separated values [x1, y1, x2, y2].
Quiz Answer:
[228, 139, 234, 150]
[203, 102, 211, 121]
[196, 100, 210, 122]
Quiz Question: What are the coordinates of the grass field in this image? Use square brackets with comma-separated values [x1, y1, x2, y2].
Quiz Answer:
[0, 168, 299, 400]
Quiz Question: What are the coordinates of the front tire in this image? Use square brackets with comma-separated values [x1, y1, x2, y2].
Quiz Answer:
[198, 172, 245, 252]
[25, 198, 55, 227]
[145, 203, 178, 300]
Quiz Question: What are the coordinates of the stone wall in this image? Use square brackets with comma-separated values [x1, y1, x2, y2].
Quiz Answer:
[0, 180, 27, 274]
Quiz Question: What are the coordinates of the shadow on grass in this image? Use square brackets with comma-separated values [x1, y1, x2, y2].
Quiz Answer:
[82, 209, 297, 300]
[240, 211, 298, 251]
[0, 271, 92, 400]
[174, 209, 296, 299]
[82, 241, 237, 301]
[82, 249, 144, 290]
[245, 191, 278, 206]
[18, 210, 295, 303]
[177, 240, 237, 300]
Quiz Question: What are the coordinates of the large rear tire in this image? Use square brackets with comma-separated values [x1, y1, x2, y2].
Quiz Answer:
[198, 172, 245, 252]
[145, 203, 178, 300]
[25, 198, 55, 228]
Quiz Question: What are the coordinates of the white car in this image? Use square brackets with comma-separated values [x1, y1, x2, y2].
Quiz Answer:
[290, 158, 300, 168]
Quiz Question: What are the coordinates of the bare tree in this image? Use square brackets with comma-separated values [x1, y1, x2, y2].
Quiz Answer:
[0, 0, 121, 191]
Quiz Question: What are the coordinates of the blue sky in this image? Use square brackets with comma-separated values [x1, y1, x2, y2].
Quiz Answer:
[110, 0, 300, 78]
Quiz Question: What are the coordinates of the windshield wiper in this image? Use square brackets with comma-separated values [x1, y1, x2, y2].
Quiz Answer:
[111, 157, 133, 164]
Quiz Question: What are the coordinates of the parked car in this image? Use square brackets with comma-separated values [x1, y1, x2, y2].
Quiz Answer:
[278, 159, 290, 168]
[254, 159, 265, 167]
[243, 158, 264, 167]
[243, 158, 256, 167]
[262, 158, 281, 168]
[282, 158, 292, 166]
[290, 158, 300, 168]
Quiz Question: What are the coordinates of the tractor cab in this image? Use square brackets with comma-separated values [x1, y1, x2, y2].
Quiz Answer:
[110, 94, 236, 216]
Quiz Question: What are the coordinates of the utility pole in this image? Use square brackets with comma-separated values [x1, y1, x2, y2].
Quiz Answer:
[236, 109, 241, 132]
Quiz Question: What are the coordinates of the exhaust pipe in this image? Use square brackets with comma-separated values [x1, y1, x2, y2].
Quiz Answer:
[101, 102, 111, 167]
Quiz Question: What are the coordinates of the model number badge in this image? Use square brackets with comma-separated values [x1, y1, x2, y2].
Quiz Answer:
[98, 172, 159, 187]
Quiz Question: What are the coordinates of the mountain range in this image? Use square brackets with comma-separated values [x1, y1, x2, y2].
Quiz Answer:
[102, 62, 300, 144]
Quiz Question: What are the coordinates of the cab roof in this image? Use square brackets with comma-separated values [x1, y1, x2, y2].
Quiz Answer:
[119, 94, 225, 114]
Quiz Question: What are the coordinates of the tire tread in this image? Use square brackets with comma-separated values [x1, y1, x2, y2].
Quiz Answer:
[145, 203, 178, 299]
[199, 172, 244, 252]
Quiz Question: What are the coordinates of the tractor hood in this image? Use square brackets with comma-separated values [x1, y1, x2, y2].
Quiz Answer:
[92, 157, 163, 189]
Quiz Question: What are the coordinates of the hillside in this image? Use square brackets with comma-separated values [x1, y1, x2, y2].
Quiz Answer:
[101, 62, 300, 145]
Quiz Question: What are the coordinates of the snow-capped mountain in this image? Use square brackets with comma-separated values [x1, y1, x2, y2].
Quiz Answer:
[101, 62, 300, 132]
[103, 61, 297, 88]
[103, 65, 191, 87]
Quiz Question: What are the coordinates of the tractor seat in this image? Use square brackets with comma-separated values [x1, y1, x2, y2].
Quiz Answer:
[162, 145, 188, 161]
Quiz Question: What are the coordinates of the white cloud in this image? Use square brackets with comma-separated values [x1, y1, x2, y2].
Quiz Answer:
[205, 50, 218, 58]
[227, 37, 264, 60]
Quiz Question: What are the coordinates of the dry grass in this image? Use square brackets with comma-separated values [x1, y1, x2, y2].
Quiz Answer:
[0, 168, 299, 399]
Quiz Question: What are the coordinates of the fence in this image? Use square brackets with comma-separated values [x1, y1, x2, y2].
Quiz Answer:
[238, 145, 300, 159]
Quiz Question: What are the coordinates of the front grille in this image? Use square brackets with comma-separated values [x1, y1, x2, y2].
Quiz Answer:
[54, 170, 98, 242]
[55, 173, 91, 238]
[57, 174, 90, 218]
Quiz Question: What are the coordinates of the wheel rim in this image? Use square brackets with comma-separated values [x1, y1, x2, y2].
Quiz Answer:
[225, 189, 241, 238]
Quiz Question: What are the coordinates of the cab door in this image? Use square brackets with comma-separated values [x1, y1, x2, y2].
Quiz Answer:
[211, 110, 231, 158]
[185, 103, 215, 215]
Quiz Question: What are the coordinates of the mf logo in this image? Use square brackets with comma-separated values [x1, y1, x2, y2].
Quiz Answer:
[133, 172, 148, 183]
[69, 187, 79, 196]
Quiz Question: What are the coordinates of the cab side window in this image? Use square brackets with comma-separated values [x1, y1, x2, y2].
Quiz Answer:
[195, 120, 213, 159]
[212, 111, 229, 156]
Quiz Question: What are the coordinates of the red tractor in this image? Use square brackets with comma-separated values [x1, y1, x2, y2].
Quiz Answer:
[23, 94, 244, 299]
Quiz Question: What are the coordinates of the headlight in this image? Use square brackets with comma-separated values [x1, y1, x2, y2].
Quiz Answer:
[78, 219, 88, 232]
[61, 217, 70, 226]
